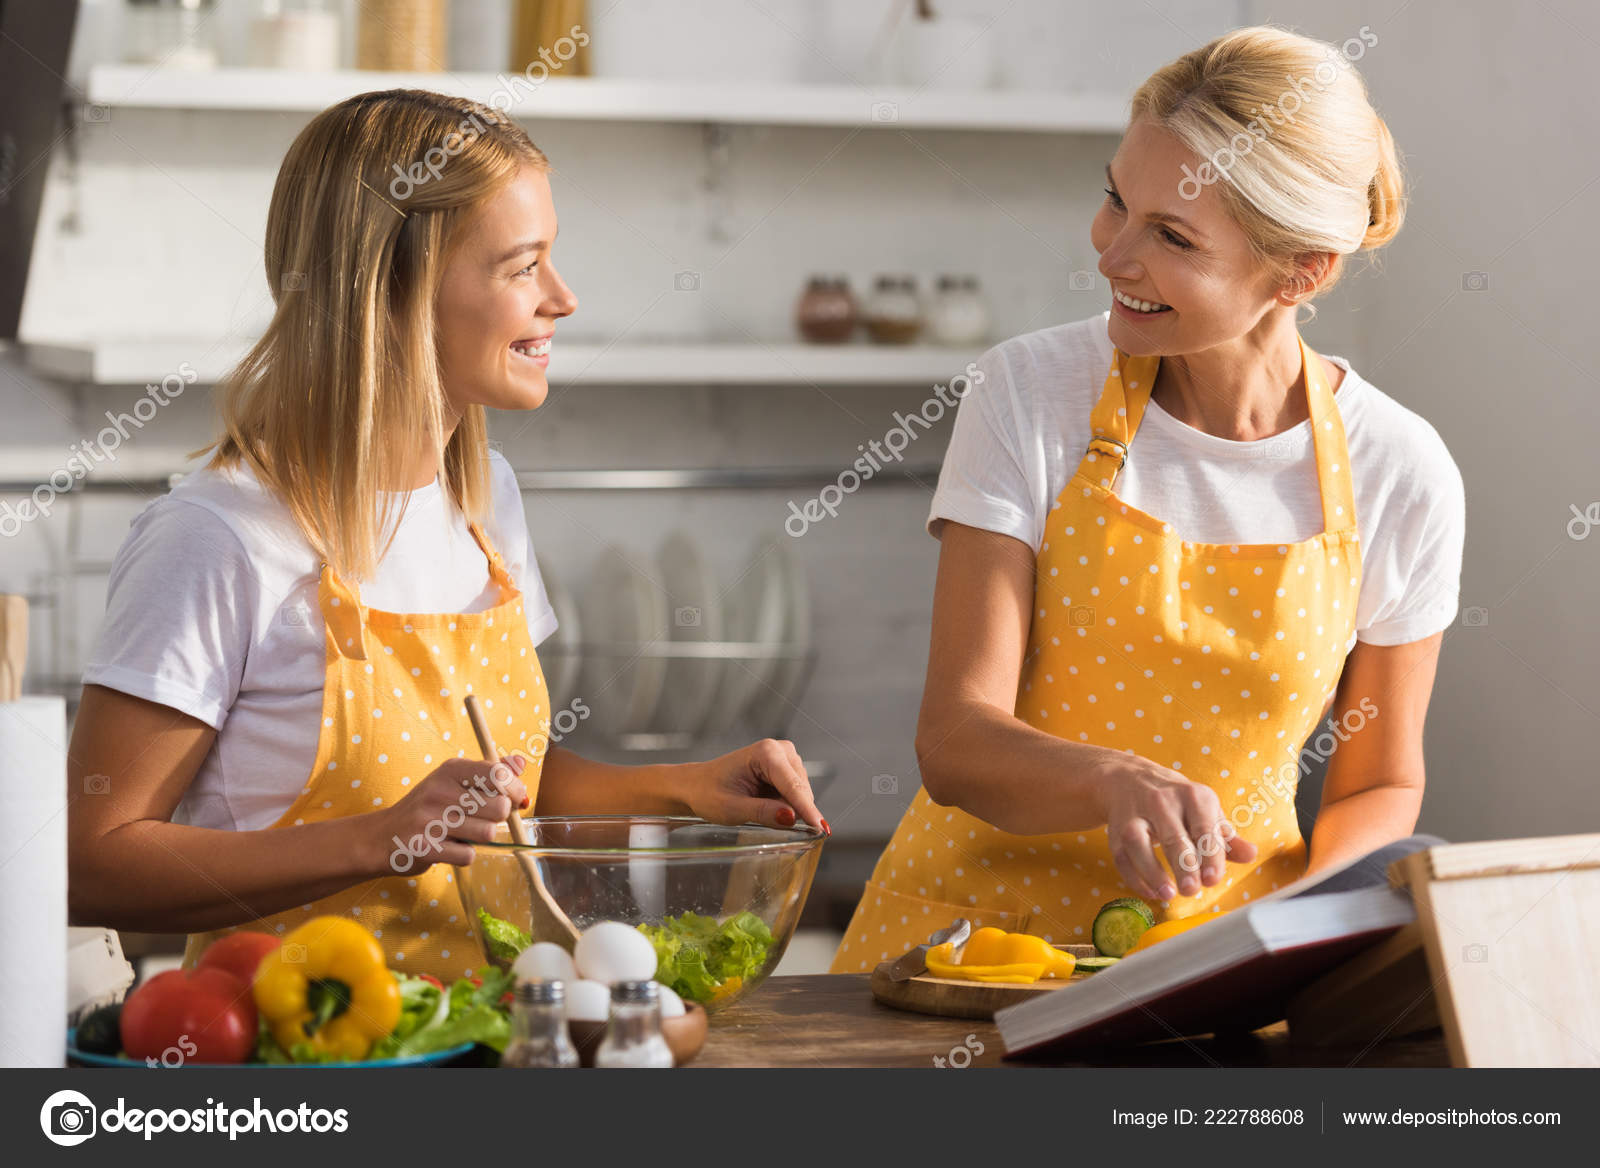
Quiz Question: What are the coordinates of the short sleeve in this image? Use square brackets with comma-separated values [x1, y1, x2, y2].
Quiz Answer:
[486, 451, 558, 647]
[927, 343, 1037, 549]
[81, 498, 257, 729]
[1356, 451, 1466, 646]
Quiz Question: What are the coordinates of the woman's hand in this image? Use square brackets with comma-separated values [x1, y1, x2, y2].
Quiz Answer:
[679, 739, 828, 834]
[1096, 756, 1257, 902]
[374, 755, 529, 875]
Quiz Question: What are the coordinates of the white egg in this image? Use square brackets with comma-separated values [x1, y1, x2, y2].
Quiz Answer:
[573, 921, 658, 985]
[565, 979, 612, 1023]
[655, 983, 686, 1018]
[512, 941, 577, 985]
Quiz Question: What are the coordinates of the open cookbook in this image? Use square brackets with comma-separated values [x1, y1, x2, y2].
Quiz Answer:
[995, 834, 1448, 1056]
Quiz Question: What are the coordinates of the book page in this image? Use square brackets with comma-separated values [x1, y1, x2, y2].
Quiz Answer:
[1248, 833, 1448, 906]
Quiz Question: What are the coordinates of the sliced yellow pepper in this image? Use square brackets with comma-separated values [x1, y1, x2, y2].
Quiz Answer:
[253, 916, 401, 1061]
[923, 927, 1076, 984]
[1125, 914, 1212, 954]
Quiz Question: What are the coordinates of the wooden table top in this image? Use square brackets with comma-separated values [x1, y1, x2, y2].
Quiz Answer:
[692, 975, 1451, 1068]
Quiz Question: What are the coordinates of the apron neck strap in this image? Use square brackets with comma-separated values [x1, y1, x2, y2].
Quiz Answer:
[1075, 334, 1357, 535]
[315, 517, 517, 659]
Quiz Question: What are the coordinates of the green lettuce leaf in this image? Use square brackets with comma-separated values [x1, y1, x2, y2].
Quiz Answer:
[636, 911, 775, 1004]
[370, 966, 515, 1059]
[477, 908, 532, 963]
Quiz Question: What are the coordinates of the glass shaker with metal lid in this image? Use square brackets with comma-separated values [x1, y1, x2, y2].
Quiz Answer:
[594, 980, 674, 1068]
[500, 978, 581, 1068]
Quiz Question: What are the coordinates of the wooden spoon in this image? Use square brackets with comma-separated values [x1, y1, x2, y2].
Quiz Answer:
[462, 694, 581, 951]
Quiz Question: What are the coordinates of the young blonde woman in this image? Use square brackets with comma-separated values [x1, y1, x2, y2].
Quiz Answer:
[68, 90, 824, 980]
[834, 27, 1464, 971]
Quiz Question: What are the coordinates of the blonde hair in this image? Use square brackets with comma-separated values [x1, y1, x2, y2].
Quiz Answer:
[1130, 25, 1405, 315]
[200, 90, 549, 582]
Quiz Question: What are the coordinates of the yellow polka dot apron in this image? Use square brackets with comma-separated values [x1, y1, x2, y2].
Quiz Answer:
[832, 333, 1361, 972]
[184, 520, 551, 982]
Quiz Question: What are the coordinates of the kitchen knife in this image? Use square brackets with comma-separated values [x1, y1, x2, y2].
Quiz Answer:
[885, 918, 971, 982]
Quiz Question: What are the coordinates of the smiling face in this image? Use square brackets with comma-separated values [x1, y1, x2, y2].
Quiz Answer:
[435, 165, 577, 417]
[1091, 118, 1295, 357]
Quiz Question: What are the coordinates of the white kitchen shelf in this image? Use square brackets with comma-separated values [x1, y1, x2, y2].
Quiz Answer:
[23, 337, 982, 387]
[85, 65, 1128, 134]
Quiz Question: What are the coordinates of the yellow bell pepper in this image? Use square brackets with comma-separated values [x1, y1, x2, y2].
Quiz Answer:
[253, 916, 401, 1061]
[1125, 914, 1212, 954]
[923, 927, 1077, 984]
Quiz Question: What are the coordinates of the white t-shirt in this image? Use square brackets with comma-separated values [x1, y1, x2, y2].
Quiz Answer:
[83, 449, 558, 832]
[929, 312, 1465, 648]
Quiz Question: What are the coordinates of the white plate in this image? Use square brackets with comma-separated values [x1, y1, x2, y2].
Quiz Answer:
[539, 563, 581, 710]
[577, 546, 669, 740]
[649, 531, 724, 735]
[699, 537, 789, 738]
[744, 540, 812, 736]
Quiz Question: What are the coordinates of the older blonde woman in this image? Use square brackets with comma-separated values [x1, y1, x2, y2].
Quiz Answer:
[834, 26, 1463, 971]
[68, 90, 823, 979]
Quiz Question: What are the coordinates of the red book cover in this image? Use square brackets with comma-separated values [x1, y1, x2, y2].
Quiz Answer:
[1006, 925, 1403, 1057]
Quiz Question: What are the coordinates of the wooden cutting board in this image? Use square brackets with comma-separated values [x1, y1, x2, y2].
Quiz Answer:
[871, 944, 1101, 1020]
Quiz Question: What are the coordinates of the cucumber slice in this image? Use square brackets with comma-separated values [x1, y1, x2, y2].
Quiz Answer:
[1092, 897, 1156, 957]
[1074, 955, 1121, 973]
[1102, 896, 1156, 925]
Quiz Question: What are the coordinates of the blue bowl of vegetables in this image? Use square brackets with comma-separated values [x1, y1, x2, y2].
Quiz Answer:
[456, 816, 825, 1012]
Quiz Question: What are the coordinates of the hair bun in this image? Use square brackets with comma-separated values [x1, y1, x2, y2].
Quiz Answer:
[1361, 116, 1406, 250]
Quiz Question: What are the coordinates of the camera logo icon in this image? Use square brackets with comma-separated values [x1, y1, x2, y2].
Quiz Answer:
[1461, 271, 1489, 292]
[674, 270, 700, 292]
[674, 606, 702, 628]
[871, 773, 898, 795]
[1069, 270, 1096, 291]
[1461, 606, 1489, 627]
[869, 101, 899, 123]
[1462, 942, 1489, 963]
[84, 773, 111, 795]
[282, 941, 308, 964]
[1068, 605, 1096, 627]
[40, 1090, 97, 1146]
[282, 271, 307, 292]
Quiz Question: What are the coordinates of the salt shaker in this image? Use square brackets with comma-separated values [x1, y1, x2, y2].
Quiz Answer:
[594, 980, 674, 1068]
[500, 978, 580, 1068]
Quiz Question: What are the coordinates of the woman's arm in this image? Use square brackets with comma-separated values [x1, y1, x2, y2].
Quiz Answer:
[1304, 633, 1442, 878]
[67, 685, 526, 933]
[915, 522, 1254, 901]
[534, 739, 825, 832]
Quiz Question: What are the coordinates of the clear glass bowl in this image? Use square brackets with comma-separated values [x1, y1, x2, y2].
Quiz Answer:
[454, 816, 825, 1012]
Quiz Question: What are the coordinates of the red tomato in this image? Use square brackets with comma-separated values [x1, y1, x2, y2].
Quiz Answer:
[196, 932, 281, 990]
[120, 968, 257, 1065]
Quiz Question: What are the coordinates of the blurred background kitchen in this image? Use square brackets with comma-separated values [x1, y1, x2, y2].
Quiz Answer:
[2, 0, 1594, 977]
